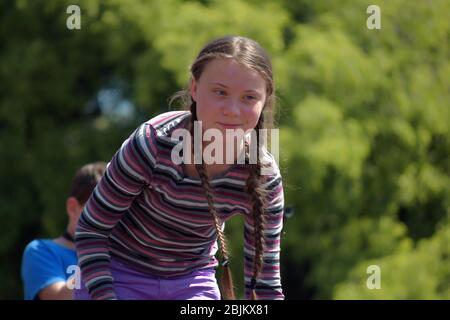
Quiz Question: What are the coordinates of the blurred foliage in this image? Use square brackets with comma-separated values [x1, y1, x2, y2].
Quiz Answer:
[0, 0, 448, 299]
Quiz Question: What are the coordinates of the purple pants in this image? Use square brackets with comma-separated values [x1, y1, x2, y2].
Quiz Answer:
[74, 259, 221, 300]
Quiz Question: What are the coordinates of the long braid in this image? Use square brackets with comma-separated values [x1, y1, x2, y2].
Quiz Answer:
[190, 102, 236, 300]
[245, 113, 268, 300]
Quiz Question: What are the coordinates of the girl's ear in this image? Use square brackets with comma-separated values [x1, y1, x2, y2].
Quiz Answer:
[190, 78, 197, 102]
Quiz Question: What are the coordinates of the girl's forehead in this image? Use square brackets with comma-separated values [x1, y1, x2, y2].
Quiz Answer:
[199, 58, 266, 91]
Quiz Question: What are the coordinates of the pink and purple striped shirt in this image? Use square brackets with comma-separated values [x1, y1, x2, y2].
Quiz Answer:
[75, 111, 285, 300]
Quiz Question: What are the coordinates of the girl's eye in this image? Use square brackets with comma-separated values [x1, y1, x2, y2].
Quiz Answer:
[245, 95, 257, 101]
[213, 90, 226, 96]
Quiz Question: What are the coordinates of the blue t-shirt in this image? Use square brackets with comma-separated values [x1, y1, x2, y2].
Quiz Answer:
[21, 239, 78, 300]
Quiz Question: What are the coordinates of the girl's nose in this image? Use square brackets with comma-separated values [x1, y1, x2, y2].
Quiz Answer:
[222, 98, 240, 116]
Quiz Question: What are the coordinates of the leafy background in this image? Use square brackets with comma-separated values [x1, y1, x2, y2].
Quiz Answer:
[0, 0, 448, 299]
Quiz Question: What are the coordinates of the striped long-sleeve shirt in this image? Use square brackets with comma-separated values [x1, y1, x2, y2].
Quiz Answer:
[75, 111, 285, 300]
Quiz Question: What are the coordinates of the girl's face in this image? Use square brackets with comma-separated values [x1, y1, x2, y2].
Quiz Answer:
[190, 58, 267, 135]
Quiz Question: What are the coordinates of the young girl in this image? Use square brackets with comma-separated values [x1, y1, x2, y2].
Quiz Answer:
[74, 35, 285, 300]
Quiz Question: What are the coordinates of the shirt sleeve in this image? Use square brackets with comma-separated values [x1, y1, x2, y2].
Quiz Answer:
[21, 241, 68, 300]
[75, 123, 157, 300]
[243, 163, 285, 300]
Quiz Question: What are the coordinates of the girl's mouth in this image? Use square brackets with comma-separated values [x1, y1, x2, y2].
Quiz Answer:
[217, 122, 242, 129]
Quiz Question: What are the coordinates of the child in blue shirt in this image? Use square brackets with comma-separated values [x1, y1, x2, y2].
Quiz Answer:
[21, 162, 106, 300]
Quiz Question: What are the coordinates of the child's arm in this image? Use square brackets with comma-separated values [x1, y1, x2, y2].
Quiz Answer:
[37, 279, 74, 300]
[243, 170, 285, 300]
[75, 123, 155, 300]
[21, 240, 74, 300]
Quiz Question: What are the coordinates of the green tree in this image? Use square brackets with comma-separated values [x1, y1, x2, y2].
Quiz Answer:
[279, 0, 449, 298]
